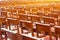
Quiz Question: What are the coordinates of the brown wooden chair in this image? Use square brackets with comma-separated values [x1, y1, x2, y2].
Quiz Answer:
[20, 20, 34, 36]
[0, 11, 7, 28]
[0, 11, 7, 40]
[36, 23, 52, 40]
[55, 27, 60, 40]
[7, 18, 19, 33]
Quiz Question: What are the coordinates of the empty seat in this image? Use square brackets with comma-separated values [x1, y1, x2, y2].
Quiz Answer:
[20, 20, 34, 36]
[7, 18, 19, 33]
[36, 23, 52, 40]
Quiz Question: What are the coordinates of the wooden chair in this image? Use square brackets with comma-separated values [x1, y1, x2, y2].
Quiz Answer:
[7, 18, 19, 33]
[36, 23, 52, 40]
[20, 20, 34, 36]
[0, 11, 7, 40]
[55, 27, 60, 40]
[0, 11, 7, 28]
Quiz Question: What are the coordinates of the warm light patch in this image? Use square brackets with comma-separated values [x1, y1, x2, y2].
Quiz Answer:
[0, 0, 3, 1]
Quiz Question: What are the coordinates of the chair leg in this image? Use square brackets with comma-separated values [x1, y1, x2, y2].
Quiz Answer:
[0, 25, 2, 40]
[17, 25, 19, 33]
[4, 32, 7, 40]
[49, 32, 52, 40]
[21, 27, 23, 34]
[55, 32, 58, 40]
[0, 32, 3, 40]
[31, 29, 34, 37]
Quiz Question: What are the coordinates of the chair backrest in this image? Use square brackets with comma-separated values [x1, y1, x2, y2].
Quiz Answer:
[0, 17, 6, 28]
[43, 16, 55, 25]
[0, 17, 6, 23]
[37, 12, 45, 16]
[0, 8, 6, 11]
[22, 21, 33, 31]
[11, 9, 17, 13]
[18, 8, 25, 14]
[48, 13, 58, 18]
[11, 9, 19, 19]
[30, 15, 40, 22]
[7, 18, 18, 25]
[36, 23, 50, 33]
[1, 11, 7, 18]
[19, 14, 28, 21]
